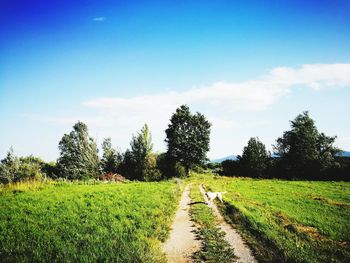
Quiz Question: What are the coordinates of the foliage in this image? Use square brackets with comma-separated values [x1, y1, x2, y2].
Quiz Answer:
[101, 137, 121, 174]
[0, 147, 18, 184]
[120, 124, 161, 181]
[119, 149, 137, 180]
[42, 161, 59, 179]
[0, 181, 181, 262]
[237, 137, 270, 177]
[143, 153, 162, 182]
[16, 156, 44, 181]
[157, 153, 186, 179]
[0, 148, 46, 183]
[57, 121, 100, 180]
[165, 105, 211, 174]
[221, 159, 240, 176]
[130, 124, 153, 180]
[205, 162, 221, 171]
[274, 111, 341, 178]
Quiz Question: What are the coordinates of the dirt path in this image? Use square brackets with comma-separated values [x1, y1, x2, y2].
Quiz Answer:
[163, 185, 200, 262]
[199, 185, 257, 263]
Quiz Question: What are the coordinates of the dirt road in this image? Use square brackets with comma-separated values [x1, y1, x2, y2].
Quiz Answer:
[162, 185, 200, 262]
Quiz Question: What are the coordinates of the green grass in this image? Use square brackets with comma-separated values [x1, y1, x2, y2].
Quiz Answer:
[189, 183, 236, 262]
[189, 173, 350, 263]
[0, 180, 181, 262]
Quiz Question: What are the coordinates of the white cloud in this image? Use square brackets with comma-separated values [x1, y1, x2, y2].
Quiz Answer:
[80, 63, 350, 157]
[83, 63, 350, 112]
[30, 63, 350, 158]
[92, 17, 105, 22]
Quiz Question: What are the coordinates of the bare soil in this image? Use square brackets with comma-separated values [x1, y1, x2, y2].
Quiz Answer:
[163, 185, 201, 262]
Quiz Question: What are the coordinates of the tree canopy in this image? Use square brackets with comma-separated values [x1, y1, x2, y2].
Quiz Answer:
[57, 121, 100, 179]
[273, 111, 340, 177]
[165, 105, 211, 173]
[238, 137, 270, 177]
[101, 137, 121, 174]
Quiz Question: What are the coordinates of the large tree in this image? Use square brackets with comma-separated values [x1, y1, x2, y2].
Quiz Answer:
[238, 137, 270, 177]
[101, 137, 121, 174]
[273, 111, 340, 177]
[57, 121, 100, 179]
[165, 105, 211, 174]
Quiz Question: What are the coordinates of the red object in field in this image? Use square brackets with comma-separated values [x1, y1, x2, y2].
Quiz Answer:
[98, 173, 125, 182]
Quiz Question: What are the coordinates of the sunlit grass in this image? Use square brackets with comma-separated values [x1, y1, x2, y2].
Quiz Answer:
[0, 180, 181, 262]
[188, 173, 350, 262]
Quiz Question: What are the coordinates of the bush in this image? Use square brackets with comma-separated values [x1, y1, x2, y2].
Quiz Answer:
[15, 159, 44, 182]
[191, 165, 206, 174]
[143, 153, 162, 181]
[42, 162, 60, 179]
[156, 153, 186, 179]
[221, 160, 240, 176]
[0, 152, 47, 184]
[174, 162, 187, 178]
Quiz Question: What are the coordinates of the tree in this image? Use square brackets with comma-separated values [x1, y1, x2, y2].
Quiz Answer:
[156, 152, 186, 179]
[57, 121, 100, 179]
[238, 137, 270, 177]
[273, 111, 340, 178]
[120, 124, 158, 181]
[221, 160, 239, 176]
[101, 137, 121, 174]
[119, 149, 136, 180]
[143, 153, 162, 181]
[0, 149, 46, 183]
[0, 147, 18, 184]
[130, 124, 153, 180]
[165, 105, 211, 174]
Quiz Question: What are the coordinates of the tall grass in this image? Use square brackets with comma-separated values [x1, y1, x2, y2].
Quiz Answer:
[0, 180, 181, 262]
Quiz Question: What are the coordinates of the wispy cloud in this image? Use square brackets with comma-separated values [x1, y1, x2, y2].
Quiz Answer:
[80, 63, 350, 156]
[30, 63, 350, 158]
[92, 16, 106, 22]
[83, 63, 350, 112]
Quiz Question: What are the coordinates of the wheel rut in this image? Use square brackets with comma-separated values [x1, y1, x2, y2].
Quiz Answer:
[199, 185, 257, 263]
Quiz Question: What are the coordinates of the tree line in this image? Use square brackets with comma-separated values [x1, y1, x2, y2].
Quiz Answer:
[0, 105, 211, 183]
[219, 111, 349, 180]
[1, 107, 349, 183]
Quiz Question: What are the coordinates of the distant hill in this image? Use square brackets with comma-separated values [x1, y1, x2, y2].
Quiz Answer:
[339, 151, 350, 157]
[211, 155, 237, 163]
[210, 151, 350, 163]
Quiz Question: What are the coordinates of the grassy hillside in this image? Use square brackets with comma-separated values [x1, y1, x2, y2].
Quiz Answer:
[0, 180, 181, 262]
[191, 174, 350, 262]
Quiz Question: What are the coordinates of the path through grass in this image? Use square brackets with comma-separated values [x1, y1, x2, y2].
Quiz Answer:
[190, 173, 350, 263]
[189, 183, 236, 262]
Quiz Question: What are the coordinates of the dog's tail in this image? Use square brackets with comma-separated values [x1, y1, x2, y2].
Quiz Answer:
[222, 192, 227, 194]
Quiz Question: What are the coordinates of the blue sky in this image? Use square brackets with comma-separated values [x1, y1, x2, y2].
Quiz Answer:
[1, 0, 350, 160]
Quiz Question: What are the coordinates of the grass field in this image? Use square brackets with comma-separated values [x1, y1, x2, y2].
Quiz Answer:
[0, 180, 181, 262]
[1, 176, 349, 263]
[190, 173, 350, 263]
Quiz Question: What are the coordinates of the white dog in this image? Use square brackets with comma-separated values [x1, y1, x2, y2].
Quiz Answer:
[205, 191, 227, 204]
